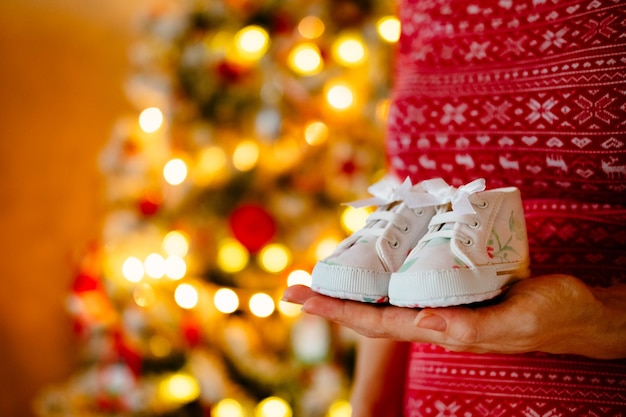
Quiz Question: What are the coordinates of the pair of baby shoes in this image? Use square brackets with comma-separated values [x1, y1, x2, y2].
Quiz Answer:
[311, 176, 530, 308]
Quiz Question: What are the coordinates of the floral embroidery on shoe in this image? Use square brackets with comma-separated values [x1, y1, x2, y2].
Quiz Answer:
[487, 211, 523, 262]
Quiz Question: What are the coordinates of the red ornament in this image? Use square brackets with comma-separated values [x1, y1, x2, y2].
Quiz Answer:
[72, 273, 101, 293]
[182, 314, 202, 347]
[216, 60, 248, 82]
[138, 190, 162, 216]
[229, 204, 276, 253]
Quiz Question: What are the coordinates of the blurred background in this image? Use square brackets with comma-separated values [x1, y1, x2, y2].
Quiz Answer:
[0, 1, 150, 416]
[0, 1, 397, 416]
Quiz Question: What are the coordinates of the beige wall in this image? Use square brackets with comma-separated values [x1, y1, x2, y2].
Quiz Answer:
[0, 1, 150, 415]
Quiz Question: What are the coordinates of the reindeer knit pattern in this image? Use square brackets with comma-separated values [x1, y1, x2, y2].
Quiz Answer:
[386, 0, 626, 415]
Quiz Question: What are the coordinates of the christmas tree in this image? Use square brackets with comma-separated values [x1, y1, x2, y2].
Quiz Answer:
[36, 0, 399, 416]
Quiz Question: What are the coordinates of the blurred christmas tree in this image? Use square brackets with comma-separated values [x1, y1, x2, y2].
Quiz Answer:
[36, 0, 399, 416]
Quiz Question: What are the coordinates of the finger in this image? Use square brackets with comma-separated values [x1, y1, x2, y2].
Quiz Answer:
[303, 296, 421, 339]
[281, 285, 319, 305]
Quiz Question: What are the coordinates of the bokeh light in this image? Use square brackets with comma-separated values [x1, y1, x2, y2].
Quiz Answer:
[332, 35, 366, 66]
[164, 255, 186, 280]
[139, 107, 163, 133]
[162, 231, 189, 257]
[214, 288, 239, 314]
[341, 206, 370, 233]
[163, 158, 188, 185]
[287, 269, 312, 287]
[377, 16, 401, 42]
[326, 83, 354, 110]
[144, 253, 165, 279]
[288, 43, 323, 76]
[328, 400, 352, 417]
[298, 16, 325, 39]
[258, 244, 291, 273]
[174, 283, 199, 309]
[159, 373, 200, 404]
[122, 256, 144, 282]
[233, 140, 260, 171]
[249, 292, 275, 318]
[213, 398, 245, 417]
[234, 25, 269, 62]
[255, 397, 292, 417]
[304, 121, 329, 146]
[217, 238, 250, 273]
[315, 237, 341, 260]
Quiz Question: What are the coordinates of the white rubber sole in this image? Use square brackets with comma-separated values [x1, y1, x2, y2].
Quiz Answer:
[388, 261, 530, 308]
[311, 261, 390, 304]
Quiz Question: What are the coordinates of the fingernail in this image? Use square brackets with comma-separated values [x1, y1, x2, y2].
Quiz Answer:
[415, 313, 447, 332]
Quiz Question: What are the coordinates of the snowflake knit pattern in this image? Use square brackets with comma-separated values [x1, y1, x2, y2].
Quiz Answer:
[386, 0, 626, 415]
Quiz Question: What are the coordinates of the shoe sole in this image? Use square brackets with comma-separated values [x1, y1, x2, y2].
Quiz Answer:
[388, 260, 530, 308]
[311, 262, 390, 303]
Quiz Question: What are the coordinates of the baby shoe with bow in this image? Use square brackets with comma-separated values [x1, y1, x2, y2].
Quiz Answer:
[388, 179, 530, 308]
[311, 176, 439, 303]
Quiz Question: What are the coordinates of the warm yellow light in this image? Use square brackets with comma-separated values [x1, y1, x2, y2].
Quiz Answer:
[233, 140, 260, 171]
[122, 256, 144, 282]
[208, 30, 233, 54]
[249, 293, 275, 318]
[195, 146, 227, 184]
[328, 400, 352, 417]
[159, 373, 200, 404]
[326, 84, 354, 110]
[163, 158, 188, 185]
[304, 121, 329, 146]
[259, 244, 291, 273]
[288, 43, 323, 76]
[287, 269, 312, 287]
[256, 397, 292, 417]
[213, 398, 245, 417]
[149, 334, 172, 357]
[174, 283, 199, 309]
[144, 253, 165, 279]
[278, 300, 301, 317]
[139, 107, 163, 133]
[332, 35, 366, 66]
[162, 231, 189, 257]
[214, 288, 239, 314]
[298, 16, 325, 39]
[133, 283, 155, 307]
[164, 255, 187, 280]
[377, 16, 401, 43]
[341, 206, 370, 233]
[217, 238, 249, 273]
[376, 98, 391, 123]
[316, 237, 341, 260]
[234, 25, 269, 61]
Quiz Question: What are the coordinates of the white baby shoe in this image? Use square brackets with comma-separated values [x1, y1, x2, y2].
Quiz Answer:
[388, 180, 530, 308]
[311, 176, 438, 303]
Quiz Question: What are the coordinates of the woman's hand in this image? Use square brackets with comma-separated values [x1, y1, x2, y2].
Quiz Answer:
[282, 274, 626, 359]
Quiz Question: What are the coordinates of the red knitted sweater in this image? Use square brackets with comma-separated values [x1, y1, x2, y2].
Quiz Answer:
[385, 0, 626, 414]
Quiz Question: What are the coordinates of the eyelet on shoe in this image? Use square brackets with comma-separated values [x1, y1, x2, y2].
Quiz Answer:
[400, 224, 410, 233]
[469, 219, 480, 229]
[413, 208, 424, 216]
[389, 240, 400, 248]
[461, 238, 473, 246]
[475, 199, 488, 209]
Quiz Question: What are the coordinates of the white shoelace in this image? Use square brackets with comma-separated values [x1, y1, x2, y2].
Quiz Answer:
[352, 204, 412, 248]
